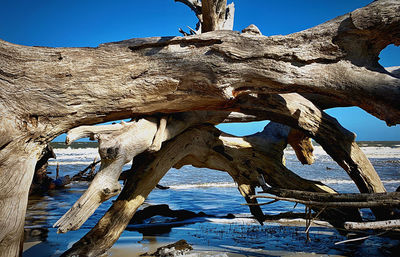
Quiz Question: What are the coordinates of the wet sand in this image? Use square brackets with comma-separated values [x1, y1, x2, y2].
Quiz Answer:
[23, 218, 399, 257]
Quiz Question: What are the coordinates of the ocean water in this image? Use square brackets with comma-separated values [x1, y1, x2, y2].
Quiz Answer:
[23, 141, 400, 256]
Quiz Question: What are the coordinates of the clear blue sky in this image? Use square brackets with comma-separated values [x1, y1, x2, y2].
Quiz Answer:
[1, 0, 399, 141]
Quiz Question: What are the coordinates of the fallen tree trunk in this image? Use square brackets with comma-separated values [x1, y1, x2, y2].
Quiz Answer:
[257, 187, 400, 203]
[0, 1, 399, 138]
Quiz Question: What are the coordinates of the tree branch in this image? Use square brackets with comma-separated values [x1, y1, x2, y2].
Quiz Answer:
[174, 0, 202, 16]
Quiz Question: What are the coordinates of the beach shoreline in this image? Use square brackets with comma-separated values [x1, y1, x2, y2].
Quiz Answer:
[23, 217, 400, 257]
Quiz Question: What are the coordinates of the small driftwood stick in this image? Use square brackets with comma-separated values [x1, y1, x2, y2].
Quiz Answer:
[305, 206, 327, 234]
[71, 158, 100, 181]
[334, 231, 388, 245]
[344, 219, 400, 230]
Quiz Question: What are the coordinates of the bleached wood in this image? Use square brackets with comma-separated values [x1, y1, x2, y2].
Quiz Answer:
[149, 116, 168, 152]
[55, 118, 159, 233]
[201, 0, 226, 32]
[0, 141, 42, 257]
[344, 219, 400, 230]
[61, 127, 218, 256]
[1, 1, 399, 132]
[66, 123, 125, 144]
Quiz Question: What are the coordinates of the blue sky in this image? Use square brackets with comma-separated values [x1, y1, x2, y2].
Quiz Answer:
[1, 0, 399, 141]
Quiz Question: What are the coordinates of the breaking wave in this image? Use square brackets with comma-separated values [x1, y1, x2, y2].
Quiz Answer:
[169, 182, 237, 189]
[285, 145, 400, 159]
[322, 179, 400, 185]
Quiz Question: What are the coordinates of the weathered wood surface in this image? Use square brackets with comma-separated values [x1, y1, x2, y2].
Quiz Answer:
[0, 141, 42, 257]
[61, 127, 217, 256]
[54, 110, 311, 232]
[0, 0, 399, 255]
[1, 1, 399, 137]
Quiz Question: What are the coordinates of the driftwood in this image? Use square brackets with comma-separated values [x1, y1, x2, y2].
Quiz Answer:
[344, 219, 400, 230]
[252, 187, 400, 208]
[60, 124, 361, 256]
[1, 0, 400, 255]
[71, 158, 100, 182]
[252, 194, 400, 208]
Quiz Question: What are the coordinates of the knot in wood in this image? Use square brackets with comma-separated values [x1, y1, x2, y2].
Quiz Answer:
[101, 183, 122, 201]
[99, 146, 120, 160]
